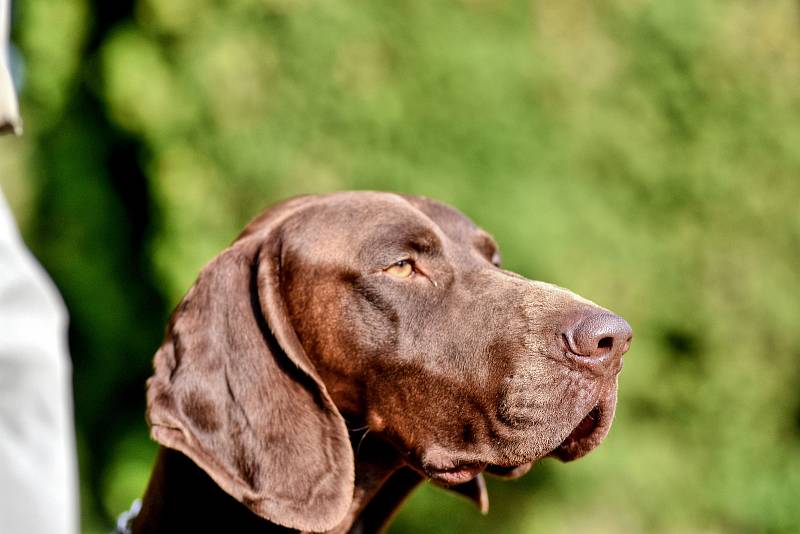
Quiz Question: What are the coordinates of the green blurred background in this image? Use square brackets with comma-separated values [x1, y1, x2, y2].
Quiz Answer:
[2, 0, 799, 532]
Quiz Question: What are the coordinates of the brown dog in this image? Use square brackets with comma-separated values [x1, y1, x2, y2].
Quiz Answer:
[131, 192, 632, 533]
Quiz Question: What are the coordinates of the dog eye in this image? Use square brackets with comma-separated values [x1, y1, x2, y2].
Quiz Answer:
[385, 259, 414, 278]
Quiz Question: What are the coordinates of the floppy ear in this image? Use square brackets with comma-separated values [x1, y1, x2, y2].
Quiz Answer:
[145, 215, 354, 532]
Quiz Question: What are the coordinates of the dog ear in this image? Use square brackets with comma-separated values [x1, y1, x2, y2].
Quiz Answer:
[145, 206, 354, 532]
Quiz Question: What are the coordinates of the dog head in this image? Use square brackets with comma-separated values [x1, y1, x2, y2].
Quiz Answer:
[146, 192, 632, 531]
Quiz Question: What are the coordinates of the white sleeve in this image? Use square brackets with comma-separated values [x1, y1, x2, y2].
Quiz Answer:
[0, 0, 22, 135]
[0, 188, 78, 534]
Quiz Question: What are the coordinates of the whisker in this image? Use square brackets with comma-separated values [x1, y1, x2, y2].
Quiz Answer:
[356, 428, 371, 457]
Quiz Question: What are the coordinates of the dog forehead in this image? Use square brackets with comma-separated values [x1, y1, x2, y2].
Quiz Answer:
[283, 192, 483, 252]
[288, 194, 431, 240]
[397, 194, 481, 243]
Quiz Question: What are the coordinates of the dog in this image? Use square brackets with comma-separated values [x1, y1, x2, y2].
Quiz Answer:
[130, 192, 632, 533]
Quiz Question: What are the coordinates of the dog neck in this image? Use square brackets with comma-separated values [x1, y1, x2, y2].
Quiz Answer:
[328, 430, 422, 533]
[133, 435, 421, 533]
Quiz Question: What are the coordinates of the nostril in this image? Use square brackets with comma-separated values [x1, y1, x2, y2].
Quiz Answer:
[597, 337, 613, 350]
[562, 312, 633, 364]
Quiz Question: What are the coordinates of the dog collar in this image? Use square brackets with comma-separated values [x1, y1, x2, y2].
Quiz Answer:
[114, 498, 141, 534]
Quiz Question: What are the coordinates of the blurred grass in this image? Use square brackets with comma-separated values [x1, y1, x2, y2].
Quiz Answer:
[1, 0, 799, 532]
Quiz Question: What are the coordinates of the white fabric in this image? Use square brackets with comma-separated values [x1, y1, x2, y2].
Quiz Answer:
[0, 188, 78, 533]
[0, 0, 22, 134]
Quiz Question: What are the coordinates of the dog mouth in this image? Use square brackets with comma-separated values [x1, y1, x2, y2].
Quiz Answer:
[548, 403, 606, 461]
[418, 391, 615, 486]
[428, 403, 608, 484]
[483, 403, 606, 478]
[426, 462, 487, 486]
[484, 462, 533, 479]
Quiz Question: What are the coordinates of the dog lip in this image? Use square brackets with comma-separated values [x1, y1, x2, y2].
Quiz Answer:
[427, 462, 487, 486]
[550, 403, 604, 461]
[485, 462, 533, 479]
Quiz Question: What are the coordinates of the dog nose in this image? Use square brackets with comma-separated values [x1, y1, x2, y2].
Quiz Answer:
[562, 312, 632, 370]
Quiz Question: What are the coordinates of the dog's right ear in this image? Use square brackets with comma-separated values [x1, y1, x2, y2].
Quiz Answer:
[145, 202, 354, 532]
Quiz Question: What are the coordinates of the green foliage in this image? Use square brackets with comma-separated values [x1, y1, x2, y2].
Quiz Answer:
[2, 0, 799, 532]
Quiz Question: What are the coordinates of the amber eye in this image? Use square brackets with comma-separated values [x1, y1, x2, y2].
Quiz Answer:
[385, 259, 414, 278]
